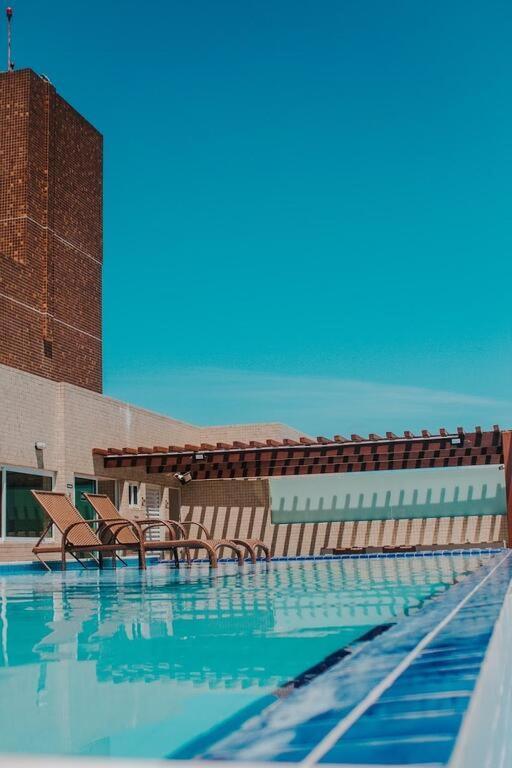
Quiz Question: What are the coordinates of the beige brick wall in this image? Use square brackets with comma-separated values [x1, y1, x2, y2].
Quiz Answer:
[0, 364, 63, 473]
[181, 479, 507, 558]
[181, 479, 270, 549]
[0, 364, 305, 561]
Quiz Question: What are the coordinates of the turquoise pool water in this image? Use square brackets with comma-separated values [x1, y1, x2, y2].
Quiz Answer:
[0, 555, 493, 759]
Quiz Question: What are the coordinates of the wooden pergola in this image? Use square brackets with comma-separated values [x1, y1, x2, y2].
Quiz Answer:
[93, 426, 512, 543]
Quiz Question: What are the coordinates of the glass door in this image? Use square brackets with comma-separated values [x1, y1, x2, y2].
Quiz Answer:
[74, 477, 97, 520]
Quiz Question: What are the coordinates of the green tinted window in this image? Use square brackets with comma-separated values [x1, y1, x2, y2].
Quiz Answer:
[6, 472, 53, 538]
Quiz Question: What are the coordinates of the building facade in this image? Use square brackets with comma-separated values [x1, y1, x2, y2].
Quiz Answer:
[0, 361, 305, 561]
[0, 70, 508, 564]
[0, 69, 102, 392]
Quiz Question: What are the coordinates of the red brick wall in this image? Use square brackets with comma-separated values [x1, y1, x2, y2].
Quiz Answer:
[0, 69, 103, 391]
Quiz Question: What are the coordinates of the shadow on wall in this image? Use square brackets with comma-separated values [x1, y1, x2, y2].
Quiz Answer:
[179, 468, 507, 558]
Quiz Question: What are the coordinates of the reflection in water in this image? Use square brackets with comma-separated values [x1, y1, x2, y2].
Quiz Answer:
[0, 555, 491, 758]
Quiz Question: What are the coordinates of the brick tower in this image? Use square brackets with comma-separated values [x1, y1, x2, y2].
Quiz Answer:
[0, 69, 103, 392]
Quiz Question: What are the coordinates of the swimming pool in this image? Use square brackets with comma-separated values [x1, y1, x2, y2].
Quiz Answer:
[0, 553, 500, 761]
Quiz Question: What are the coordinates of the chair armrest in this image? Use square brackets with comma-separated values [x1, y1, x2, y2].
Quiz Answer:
[96, 518, 142, 541]
[136, 519, 185, 538]
[180, 520, 210, 539]
[134, 519, 182, 541]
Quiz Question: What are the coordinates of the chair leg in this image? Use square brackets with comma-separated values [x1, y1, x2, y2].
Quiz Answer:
[35, 553, 51, 572]
[70, 551, 88, 569]
[245, 544, 257, 564]
[206, 545, 218, 568]
[234, 546, 244, 567]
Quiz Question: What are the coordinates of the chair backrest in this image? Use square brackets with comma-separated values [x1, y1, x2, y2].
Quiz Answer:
[32, 491, 100, 547]
[84, 493, 139, 545]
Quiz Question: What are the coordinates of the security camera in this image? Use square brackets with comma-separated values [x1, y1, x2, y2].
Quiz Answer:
[174, 471, 192, 485]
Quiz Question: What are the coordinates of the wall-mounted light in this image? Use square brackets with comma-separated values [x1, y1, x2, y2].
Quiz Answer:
[174, 472, 192, 485]
[35, 441, 46, 450]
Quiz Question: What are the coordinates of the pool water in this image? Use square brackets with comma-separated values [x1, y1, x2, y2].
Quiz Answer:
[0, 555, 493, 759]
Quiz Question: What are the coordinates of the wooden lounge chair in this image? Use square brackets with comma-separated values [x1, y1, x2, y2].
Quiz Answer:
[179, 520, 271, 564]
[31, 491, 146, 571]
[84, 493, 222, 567]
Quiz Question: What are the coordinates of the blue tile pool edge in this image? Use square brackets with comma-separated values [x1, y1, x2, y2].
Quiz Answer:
[0, 547, 503, 575]
[201, 551, 512, 764]
[180, 548, 505, 565]
[0, 554, 161, 575]
[307, 553, 512, 766]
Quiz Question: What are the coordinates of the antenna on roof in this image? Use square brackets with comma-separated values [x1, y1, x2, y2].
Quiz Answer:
[6, 6, 13, 71]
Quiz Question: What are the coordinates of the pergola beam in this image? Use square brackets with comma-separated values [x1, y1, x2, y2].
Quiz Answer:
[97, 428, 503, 483]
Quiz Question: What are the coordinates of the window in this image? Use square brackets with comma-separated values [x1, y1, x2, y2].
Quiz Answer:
[2, 469, 53, 539]
[128, 483, 139, 507]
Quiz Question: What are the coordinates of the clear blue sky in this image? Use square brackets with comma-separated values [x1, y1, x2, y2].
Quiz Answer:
[12, 0, 512, 435]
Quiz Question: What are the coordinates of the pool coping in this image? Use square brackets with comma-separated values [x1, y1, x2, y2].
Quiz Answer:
[0, 758, 429, 768]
